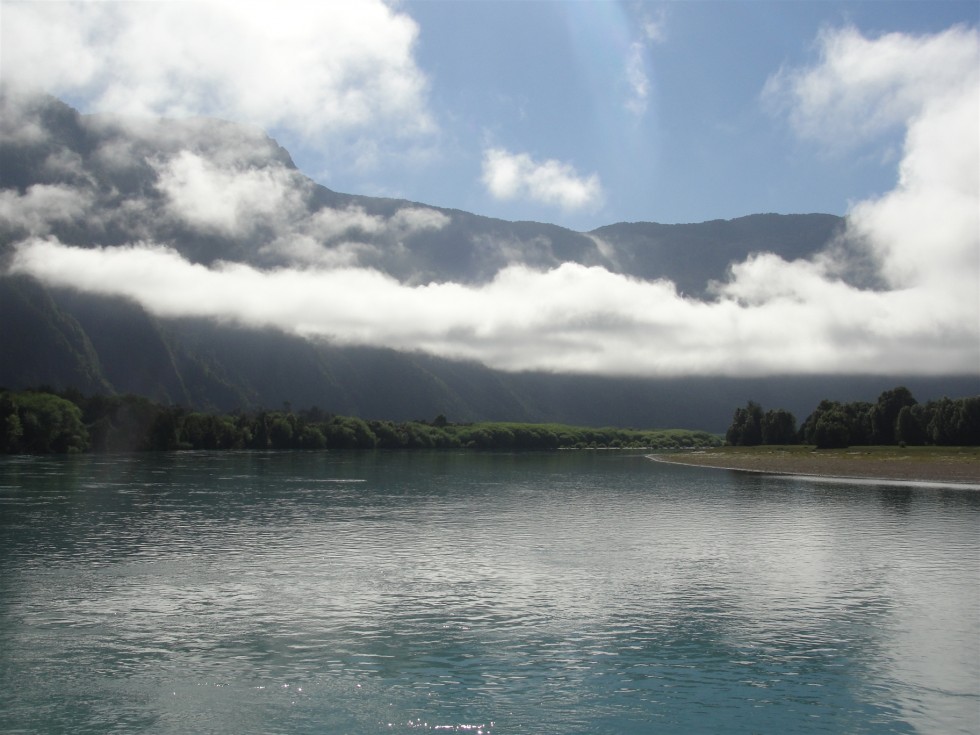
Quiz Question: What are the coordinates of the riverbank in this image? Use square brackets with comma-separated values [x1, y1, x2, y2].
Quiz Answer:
[651, 445, 980, 487]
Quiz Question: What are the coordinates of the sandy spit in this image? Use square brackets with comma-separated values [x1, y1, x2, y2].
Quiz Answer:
[648, 448, 980, 489]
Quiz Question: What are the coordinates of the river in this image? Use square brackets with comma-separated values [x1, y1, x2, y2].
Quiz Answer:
[1, 451, 977, 734]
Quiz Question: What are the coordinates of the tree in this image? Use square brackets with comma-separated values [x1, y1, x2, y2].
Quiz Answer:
[870, 387, 917, 445]
[5, 391, 89, 453]
[2, 412, 23, 453]
[895, 405, 925, 446]
[268, 414, 295, 449]
[181, 412, 244, 450]
[726, 401, 763, 446]
[800, 399, 873, 447]
[148, 406, 185, 450]
[960, 397, 980, 445]
[296, 425, 327, 449]
[761, 409, 797, 445]
[369, 420, 403, 448]
[812, 407, 851, 449]
[926, 396, 980, 446]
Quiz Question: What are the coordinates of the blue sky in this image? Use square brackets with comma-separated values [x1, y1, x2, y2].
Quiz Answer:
[320, 0, 980, 230]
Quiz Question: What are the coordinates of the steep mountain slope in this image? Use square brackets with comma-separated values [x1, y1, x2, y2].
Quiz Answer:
[591, 214, 846, 297]
[1, 91, 974, 432]
[0, 91, 841, 286]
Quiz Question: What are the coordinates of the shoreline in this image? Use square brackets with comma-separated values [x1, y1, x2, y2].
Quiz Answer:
[647, 447, 980, 490]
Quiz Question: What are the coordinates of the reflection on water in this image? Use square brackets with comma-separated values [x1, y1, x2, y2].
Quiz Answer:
[1, 451, 978, 734]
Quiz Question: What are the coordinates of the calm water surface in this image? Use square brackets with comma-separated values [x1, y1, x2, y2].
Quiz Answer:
[1, 451, 977, 734]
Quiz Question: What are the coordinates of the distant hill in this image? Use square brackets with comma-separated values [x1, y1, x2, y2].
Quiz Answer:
[1, 91, 975, 432]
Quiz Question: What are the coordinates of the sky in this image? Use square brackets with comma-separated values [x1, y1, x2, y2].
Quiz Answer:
[1, 0, 979, 378]
[2, 0, 976, 230]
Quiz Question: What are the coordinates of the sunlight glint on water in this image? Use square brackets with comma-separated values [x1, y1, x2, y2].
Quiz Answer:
[1, 451, 977, 734]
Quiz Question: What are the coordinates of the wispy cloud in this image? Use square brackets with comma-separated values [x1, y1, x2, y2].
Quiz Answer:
[260, 205, 450, 268]
[625, 42, 651, 117]
[481, 148, 603, 211]
[642, 7, 669, 44]
[625, 7, 667, 117]
[0, 184, 93, 236]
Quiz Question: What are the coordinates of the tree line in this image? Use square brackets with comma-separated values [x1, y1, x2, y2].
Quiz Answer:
[0, 388, 721, 455]
[726, 387, 980, 449]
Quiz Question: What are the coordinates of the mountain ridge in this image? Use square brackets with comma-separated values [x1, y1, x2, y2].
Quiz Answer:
[1, 91, 975, 432]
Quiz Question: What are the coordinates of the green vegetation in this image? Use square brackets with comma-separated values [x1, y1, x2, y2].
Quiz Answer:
[1, 390, 88, 454]
[726, 387, 980, 449]
[0, 389, 721, 454]
[725, 402, 798, 446]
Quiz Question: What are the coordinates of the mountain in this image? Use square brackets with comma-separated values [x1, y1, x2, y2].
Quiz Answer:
[1, 91, 975, 433]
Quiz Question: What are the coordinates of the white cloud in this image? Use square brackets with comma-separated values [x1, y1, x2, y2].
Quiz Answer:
[259, 236, 381, 270]
[763, 24, 978, 148]
[155, 151, 309, 236]
[261, 205, 449, 267]
[481, 148, 603, 211]
[0, 0, 433, 144]
[9, 236, 977, 376]
[296, 204, 449, 245]
[0, 88, 58, 146]
[764, 23, 979, 320]
[304, 206, 387, 242]
[0, 185, 93, 236]
[389, 207, 451, 236]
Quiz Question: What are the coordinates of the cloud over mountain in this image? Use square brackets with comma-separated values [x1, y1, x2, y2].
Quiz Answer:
[1, 0, 433, 166]
[2, 24, 977, 380]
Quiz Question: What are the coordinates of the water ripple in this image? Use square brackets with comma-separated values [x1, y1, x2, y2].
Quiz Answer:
[1, 452, 977, 734]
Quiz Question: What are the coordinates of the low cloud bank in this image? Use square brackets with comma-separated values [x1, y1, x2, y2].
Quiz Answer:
[9, 233, 976, 376]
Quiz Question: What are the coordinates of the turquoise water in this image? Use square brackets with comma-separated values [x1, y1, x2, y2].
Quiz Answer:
[1, 451, 978, 734]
